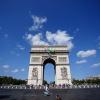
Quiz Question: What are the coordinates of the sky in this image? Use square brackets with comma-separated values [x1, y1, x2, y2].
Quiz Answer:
[0, 0, 100, 83]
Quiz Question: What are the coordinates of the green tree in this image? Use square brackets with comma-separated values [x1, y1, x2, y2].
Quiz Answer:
[0, 76, 27, 85]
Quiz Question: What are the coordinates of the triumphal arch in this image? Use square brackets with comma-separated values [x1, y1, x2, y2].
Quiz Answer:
[27, 45, 72, 85]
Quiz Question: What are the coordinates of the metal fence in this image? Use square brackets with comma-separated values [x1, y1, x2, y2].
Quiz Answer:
[0, 84, 100, 89]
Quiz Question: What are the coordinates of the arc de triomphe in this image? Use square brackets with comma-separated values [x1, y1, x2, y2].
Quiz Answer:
[27, 45, 72, 85]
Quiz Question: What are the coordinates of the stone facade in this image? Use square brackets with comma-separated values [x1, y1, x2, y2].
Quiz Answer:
[27, 45, 72, 85]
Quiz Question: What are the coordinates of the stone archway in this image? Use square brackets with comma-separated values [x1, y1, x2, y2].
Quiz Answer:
[43, 58, 56, 84]
[27, 45, 72, 85]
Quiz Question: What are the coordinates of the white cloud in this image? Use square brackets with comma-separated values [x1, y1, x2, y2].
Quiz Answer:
[46, 30, 74, 50]
[2, 64, 25, 73]
[17, 44, 25, 50]
[12, 69, 19, 73]
[24, 30, 74, 50]
[20, 68, 25, 72]
[29, 15, 47, 31]
[91, 63, 100, 68]
[77, 49, 96, 58]
[24, 33, 49, 45]
[2, 65, 10, 69]
[76, 59, 87, 64]
[25, 15, 74, 49]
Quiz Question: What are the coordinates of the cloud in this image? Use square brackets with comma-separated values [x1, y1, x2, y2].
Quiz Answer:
[12, 69, 19, 73]
[2, 65, 10, 69]
[1, 64, 25, 74]
[24, 33, 49, 45]
[76, 59, 87, 64]
[24, 30, 74, 50]
[11, 68, 25, 73]
[29, 15, 47, 31]
[91, 63, 100, 68]
[46, 30, 74, 49]
[25, 15, 74, 49]
[17, 44, 25, 50]
[77, 49, 96, 58]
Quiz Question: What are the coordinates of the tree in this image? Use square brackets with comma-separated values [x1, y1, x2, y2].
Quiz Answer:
[0, 76, 27, 85]
[72, 78, 100, 85]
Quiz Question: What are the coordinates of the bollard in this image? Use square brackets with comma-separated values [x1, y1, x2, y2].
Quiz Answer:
[78, 85, 80, 88]
[79, 85, 81, 88]
[83, 85, 85, 88]
[7, 86, 9, 89]
[87, 85, 89, 88]
[15, 86, 17, 89]
[74, 85, 76, 88]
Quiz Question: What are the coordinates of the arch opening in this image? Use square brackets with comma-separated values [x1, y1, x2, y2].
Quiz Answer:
[43, 58, 56, 85]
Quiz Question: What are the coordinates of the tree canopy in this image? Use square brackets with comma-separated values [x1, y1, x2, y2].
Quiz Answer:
[72, 79, 100, 85]
[0, 76, 27, 85]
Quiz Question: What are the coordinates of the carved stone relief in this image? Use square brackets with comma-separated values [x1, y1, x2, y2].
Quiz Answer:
[42, 56, 57, 64]
[32, 68, 38, 79]
[61, 67, 67, 79]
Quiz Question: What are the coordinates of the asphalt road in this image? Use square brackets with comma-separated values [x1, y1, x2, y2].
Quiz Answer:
[0, 88, 100, 100]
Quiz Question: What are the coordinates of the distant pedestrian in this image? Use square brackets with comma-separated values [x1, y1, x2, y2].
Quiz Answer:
[56, 95, 62, 100]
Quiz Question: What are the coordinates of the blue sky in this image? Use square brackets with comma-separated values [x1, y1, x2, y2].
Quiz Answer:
[0, 0, 100, 83]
